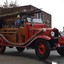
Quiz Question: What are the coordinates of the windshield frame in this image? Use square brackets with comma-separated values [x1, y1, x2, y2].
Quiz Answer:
[27, 17, 43, 24]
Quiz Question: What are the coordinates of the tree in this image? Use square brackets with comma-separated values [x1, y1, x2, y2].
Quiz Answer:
[3, 0, 19, 8]
[9, 0, 19, 8]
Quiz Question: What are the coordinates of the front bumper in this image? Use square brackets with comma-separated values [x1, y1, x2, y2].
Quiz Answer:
[56, 45, 64, 50]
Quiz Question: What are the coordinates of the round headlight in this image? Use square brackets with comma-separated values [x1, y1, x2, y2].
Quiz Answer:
[51, 31, 55, 37]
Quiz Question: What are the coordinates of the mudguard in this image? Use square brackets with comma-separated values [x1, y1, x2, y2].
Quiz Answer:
[34, 35, 51, 40]
[29, 35, 51, 45]
[58, 36, 64, 45]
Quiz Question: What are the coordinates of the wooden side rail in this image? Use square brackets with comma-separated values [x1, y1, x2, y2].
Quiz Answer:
[0, 28, 18, 31]
[0, 28, 18, 34]
[1, 32, 17, 34]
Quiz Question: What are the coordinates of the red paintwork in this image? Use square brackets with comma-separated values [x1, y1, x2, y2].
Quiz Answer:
[34, 23, 46, 28]
[24, 23, 47, 41]
[34, 35, 51, 41]
[58, 36, 64, 45]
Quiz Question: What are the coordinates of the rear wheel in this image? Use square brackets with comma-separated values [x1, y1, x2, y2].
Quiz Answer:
[0, 46, 6, 54]
[16, 47, 25, 52]
[35, 39, 50, 60]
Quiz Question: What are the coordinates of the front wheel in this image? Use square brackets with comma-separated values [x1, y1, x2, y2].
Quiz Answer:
[35, 39, 50, 60]
[57, 47, 64, 56]
[16, 47, 25, 52]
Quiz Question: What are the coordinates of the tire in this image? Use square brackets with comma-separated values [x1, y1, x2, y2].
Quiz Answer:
[35, 39, 50, 60]
[57, 47, 64, 56]
[16, 47, 25, 52]
[0, 46, 6, 54]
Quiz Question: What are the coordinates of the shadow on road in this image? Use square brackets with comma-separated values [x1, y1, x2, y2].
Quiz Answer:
[3, 50, 39, 61]
[2, 49, 64, 64]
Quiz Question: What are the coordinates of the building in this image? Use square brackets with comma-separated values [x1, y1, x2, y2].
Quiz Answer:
[0, 5, 51, 27]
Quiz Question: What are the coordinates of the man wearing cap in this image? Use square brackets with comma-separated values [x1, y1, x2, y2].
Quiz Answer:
[15, 15, 21, 27]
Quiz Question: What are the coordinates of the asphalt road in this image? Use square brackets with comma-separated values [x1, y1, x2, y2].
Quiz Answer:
[0, 47, 64, 64]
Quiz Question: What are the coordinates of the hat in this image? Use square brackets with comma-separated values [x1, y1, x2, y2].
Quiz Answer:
[17, 15, 20, 18]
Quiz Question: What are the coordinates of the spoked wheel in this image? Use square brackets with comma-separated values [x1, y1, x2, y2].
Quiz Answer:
[0, 45, 6, 54]
[16, 47, 25, 52]
[35, 39, 50, 60]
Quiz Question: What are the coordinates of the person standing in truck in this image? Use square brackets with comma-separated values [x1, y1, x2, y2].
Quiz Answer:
[15, 15, 21, 27]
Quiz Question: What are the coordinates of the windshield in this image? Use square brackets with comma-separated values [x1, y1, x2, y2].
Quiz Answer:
[27, 18, 43, 23]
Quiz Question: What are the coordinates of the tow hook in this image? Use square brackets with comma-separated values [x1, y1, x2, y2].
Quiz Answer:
[57, 44, 60, 47]
[56, 44, 64, 50]
[56, 44, 61, 50]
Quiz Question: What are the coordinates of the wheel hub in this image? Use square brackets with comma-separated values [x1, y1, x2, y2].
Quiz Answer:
[38, 43, 46, 55]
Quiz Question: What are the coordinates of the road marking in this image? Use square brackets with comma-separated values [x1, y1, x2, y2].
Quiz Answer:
[42, 60, 58, 64]
[52, 62, 58, 64]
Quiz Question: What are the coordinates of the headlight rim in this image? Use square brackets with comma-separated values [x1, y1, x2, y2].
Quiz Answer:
[51, 31, 55, 37]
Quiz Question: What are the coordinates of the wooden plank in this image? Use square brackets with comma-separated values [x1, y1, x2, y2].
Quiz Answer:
[1, 32, 17, 34]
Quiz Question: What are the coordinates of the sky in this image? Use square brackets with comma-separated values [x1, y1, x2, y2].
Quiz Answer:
[0, 0, 64, 31]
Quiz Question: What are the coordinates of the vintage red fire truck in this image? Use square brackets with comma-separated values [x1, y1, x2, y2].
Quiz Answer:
[0, 11, 64, 60]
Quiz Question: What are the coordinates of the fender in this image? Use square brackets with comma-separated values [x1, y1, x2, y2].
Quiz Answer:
[34, 35, 51, 40]
[28, 35, 51, 46]
[58, 36, 64, 45]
